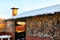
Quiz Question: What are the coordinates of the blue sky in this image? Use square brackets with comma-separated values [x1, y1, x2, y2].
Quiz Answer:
[0, 0, 60, 19]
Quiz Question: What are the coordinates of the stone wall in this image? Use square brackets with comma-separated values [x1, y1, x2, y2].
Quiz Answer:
[26, 13, 60, 40]
[5, 20, 15, 32]
[5, 20, 15, 40]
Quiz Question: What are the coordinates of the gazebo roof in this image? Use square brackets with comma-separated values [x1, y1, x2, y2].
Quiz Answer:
[9, 4, 60, 19]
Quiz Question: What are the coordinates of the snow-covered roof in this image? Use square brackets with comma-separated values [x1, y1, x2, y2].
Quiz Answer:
[9, 4, 60, 19]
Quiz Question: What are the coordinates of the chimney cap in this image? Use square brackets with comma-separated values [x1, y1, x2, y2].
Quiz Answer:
[11, 7, 19, 9]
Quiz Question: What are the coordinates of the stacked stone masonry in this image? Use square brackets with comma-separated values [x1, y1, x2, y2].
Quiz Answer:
[26, 12, 60, 40]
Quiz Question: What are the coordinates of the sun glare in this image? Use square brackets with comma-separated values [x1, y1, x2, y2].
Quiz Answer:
[0, 15, 8, 19]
